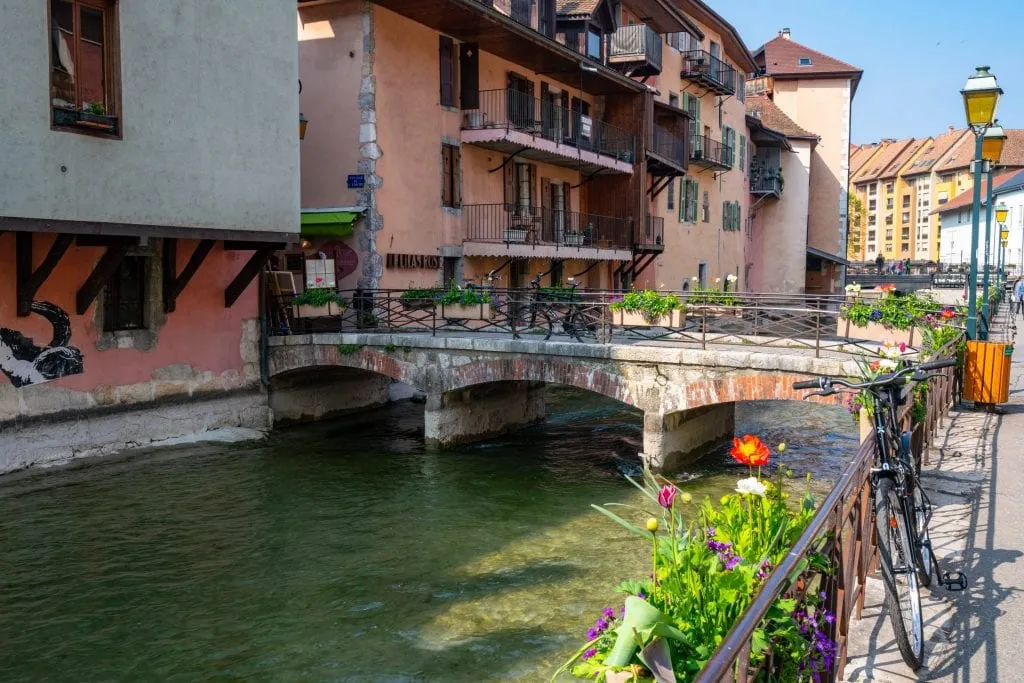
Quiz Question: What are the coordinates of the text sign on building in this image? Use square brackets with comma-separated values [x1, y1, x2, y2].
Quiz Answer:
[580, 116, 593, 139]
[347, 174, 366, 189]
[386, 253, 441, 270]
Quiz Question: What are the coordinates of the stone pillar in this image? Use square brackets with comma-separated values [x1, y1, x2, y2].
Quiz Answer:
[642, 402, 736, 472]
[269, 370, 391, 425]
[424, 381, 546, 449]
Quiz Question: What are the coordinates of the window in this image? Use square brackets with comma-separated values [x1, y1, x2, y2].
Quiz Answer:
[868, 199, 877, 211]
[667, 178, 675, 211]
[698, 262, 708, 288]
[901, 243, 910, 254]
[441, 143, 461, 208]
[668, 92, 679, 108]
[868, 230, 876, 240]
[940, 173, 954, 183]
[902, 195, 911, 208]
[587, 29, 602, 59]
[902, 211, 910, 224]
[680, 179, 699, 223]
[902, 228, 910, 238]
[868, 215, 876, 226]
[886, 182, 894, 194]
[798, 57, 812, 66]
[722, 126, 736, 167]
[886, 229, 893, 239]
[50, 0, 120, 135]
[702, 191, 710, 222]
[869, 185, 877, 196]
[439, 36, 456, 107]
[885, 215, 893, 225]
[886, 197, 893, 210]
[515, 162, 532, 211]
[104, 256, 146, 332]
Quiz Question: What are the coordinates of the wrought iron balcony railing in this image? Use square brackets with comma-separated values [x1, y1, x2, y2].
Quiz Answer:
[681, 49, 738, 95]
[650, 124, 687, 168]
[608, 24, 662, 75]
[689, 134, 732, 169]
[463, 203, 632, 250]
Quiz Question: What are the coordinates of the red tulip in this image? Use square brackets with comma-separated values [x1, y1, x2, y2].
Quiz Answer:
[657, 485, 677, 510]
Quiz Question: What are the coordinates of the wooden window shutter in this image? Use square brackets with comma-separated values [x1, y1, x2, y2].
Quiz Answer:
[529, 163, 538, 208]
[690, 182, 698, 223]
[441, 145, 452, 206]
[504, 158, 515, 210]
[439, 36, 455, 107]
[459, 43, 479, 110]
[678, 180, 686, 222]
[667, 177, 674, 210]
[739, 135, 746, 173]
[452, 147, 462, 208]
[722, 201, 728, 229]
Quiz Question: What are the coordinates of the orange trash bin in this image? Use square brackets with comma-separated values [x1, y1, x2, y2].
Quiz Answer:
[964, 341, 1013, 404]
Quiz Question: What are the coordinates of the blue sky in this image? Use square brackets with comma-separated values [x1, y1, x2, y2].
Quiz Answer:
[712, 0, 1024, 143]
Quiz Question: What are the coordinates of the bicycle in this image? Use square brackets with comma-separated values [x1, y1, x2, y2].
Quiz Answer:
[554, 278, 602, 343]
[793, 357, 966, 670]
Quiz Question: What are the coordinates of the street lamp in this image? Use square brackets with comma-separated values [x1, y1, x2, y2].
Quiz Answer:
[982, 121, 1007, 163]
[961, 66, 1003, 340]
[979, 123, 1007, 333]
[998, 203, 1010, 288]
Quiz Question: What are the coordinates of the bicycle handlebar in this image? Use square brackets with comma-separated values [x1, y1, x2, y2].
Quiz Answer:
[793, 358, 956, 394]
[919, 358, 957, 371]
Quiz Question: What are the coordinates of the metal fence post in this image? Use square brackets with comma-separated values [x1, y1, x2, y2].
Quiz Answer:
[814, 308, 822, 357]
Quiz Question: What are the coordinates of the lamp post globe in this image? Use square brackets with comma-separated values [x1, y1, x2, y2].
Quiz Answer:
[997, 202, 1010, 225]
[961, 66, 1002, 129]
[982, 121, 1007, 163]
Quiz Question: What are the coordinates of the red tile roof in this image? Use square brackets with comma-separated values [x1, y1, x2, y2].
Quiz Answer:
[933, 170, 1020, 215]
[850, 143, 881, 178]
[753, 33, 862, 92]
[934, 129, 1024, 172]
[852, 139, 915, 183]
[746, 95, 817, 140]
[556, 0, 601, 16]
[877, 138, 928, 180]
[902, 128, 969, 176]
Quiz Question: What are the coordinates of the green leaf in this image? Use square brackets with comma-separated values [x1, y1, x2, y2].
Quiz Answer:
[591, 504, 654, 539]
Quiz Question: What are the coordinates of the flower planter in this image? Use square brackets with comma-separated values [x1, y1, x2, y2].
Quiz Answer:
[692, 305, 742, 318]
[53, 107, 119, 134]
[292, 301, 344, 318]
[836, 319, 916, 346]
[563, 233, 584, 247]
[442, 303, 493, 320]
[505, 228, 528, 243]
[616, 310, 682, 328]
[399, 298, 437, 312]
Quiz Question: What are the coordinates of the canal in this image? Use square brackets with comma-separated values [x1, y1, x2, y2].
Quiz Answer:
[0, 388, 856, 681]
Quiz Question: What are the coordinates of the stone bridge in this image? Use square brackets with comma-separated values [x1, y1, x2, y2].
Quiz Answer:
[267, 333, 856, 471]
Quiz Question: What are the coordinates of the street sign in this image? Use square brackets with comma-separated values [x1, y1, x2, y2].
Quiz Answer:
[347, 174, 366, 189]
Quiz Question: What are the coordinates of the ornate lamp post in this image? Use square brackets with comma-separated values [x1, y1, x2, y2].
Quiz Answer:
[998, 202, 1010, 290]
[980, 122, 1007, 335]
[960, 66, 1003, 339]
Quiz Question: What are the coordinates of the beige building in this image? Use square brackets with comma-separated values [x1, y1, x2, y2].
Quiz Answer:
[751, 29, 861, 293]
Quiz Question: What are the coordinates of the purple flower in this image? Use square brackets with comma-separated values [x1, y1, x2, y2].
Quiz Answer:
[602, 607, 615, 619]
[595, 618, 608, 632]
[705, 526, 717, 538]
[637, 590, 646, 600]
[724, 556, 741, 571]
[586, 628, 598, 639]
[582, 648, 597, 660]
[870, 309, 883, 321]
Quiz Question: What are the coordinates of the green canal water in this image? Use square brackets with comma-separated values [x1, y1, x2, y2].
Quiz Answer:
[0, 389, 856, 681]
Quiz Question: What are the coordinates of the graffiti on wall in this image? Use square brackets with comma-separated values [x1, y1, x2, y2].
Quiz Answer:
[0, 301, 84, 388]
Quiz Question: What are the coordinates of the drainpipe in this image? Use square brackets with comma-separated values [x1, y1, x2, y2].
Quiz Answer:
[258, 269, 270, 387]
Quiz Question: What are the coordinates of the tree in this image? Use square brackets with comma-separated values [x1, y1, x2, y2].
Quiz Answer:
[846, 191, 864, 261]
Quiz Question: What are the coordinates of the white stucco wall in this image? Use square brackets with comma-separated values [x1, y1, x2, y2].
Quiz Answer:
[0, 1, 299, 233]
[939, 186, 1024, 272]
[756, 140, 812, 292]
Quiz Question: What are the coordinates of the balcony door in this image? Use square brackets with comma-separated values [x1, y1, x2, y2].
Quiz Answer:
[541, 178, 566, 243]
[507, 73, 534, 130]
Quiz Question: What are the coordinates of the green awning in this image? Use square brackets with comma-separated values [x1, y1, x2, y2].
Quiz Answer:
[300, 211, 360, 238]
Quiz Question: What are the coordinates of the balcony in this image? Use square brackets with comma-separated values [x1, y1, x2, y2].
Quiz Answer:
[750, 164, 782, 199]
[462, 203, 634, 260]
[681, 50, 739, 96]
[637, 215, 665, 252]
[462, 89, 636, 175]
[608, 24, 663, 77]
[647, 124, 688, 176]
[689, 134, 732, 171]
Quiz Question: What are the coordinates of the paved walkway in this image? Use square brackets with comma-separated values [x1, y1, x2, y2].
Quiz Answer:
[845, 313, 1023, 682]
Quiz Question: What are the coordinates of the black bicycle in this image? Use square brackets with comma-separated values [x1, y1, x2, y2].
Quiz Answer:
[555, 278, 602, 343]
[794, 357, 965, 670]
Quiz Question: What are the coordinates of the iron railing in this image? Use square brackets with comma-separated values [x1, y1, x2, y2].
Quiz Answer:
[681, 49, 739, 94]
[695, 335, 960, 682]
[690, 133, 732, 168]
[462, 203, 632, 250]
[268, 288, 966, 360]
[650, 124, 687, 168]
[464, 89, 636, 163]
[608, 24, 663, 73]
[750, 168, 782, 196]
[638, 215, 665, 251]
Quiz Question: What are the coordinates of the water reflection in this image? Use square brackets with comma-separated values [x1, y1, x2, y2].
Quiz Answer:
[0, 388, 856, 681]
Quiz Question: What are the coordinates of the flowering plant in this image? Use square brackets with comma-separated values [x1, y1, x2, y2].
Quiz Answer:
[610, 289, 684, 324]
[840, 288, 947, 331]
[557, 439, 834, 682]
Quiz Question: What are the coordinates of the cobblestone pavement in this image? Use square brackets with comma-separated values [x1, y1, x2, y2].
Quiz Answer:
[845, 315, 1022, 682]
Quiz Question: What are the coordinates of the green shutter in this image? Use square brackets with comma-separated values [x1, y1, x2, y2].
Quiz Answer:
[678, 179, 686, 222]
[739, 135, 746, 173]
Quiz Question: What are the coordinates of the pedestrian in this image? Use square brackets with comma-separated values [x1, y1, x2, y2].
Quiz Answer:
[1015, 278, 1024, 317]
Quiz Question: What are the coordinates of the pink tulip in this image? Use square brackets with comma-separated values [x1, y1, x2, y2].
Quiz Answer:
[657, 485, 677, 510]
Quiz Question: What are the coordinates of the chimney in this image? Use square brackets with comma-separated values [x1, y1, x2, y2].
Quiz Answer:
[780, 27, 791, 39]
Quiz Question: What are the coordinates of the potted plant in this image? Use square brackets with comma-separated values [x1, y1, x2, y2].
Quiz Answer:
[399, 287, 441, 311]
[690, 278, 741, 316]
[292, 288, 347, 318]
[837, 286, 947, 346]
[439, 284, 492, 320]
[610, 290, 683, 327]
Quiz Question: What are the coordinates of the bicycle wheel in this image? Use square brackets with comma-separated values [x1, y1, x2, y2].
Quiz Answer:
[900, 432, 933, 588]
[566, 308, 599, 343]
[875, 477, 925, 670]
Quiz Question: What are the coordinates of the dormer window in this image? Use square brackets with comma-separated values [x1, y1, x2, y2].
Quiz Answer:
[798, 57, 812, 66]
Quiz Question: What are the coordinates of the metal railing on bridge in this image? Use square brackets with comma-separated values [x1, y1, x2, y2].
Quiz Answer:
[267, 289, 961, 359]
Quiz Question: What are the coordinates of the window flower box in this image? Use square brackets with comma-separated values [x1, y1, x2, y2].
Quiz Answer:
[442, 303, 494, 320]
[505, 228, 528, 243]
[616, 309, 682, 328]
[53, 107, 119, 135]
[293, 301, 345, 318]
[836, 319, 917, 346]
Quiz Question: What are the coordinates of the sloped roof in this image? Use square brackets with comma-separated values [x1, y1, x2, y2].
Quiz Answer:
[877, 138, 928, 180]
[852, 139, 915, 184]
[901, 128, 969, 176]
[746, 95, 817, 140]
[753, 32, 862, 94]
[936, 129, 1024, 172]
[933, 170, 1020, 215]
[556, 0, 601, 16]
[850, 143, 881, 178]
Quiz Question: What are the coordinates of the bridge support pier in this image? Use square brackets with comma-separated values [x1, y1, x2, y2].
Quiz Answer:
[642, 403, 736, 472]
[425, 381, 546, 449]
[269, 369, 391, 425]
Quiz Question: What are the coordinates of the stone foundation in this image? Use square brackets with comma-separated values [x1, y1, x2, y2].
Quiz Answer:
[642, 403, 736, 472]
[269, 368, 391, 425]
[425, 381, 546, 449]
[0, 390, 269, 475]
